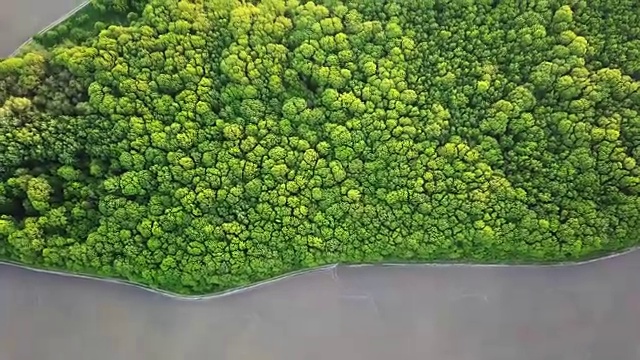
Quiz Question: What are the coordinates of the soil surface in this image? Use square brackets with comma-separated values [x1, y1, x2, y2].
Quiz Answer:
[2, 250, 640, 360]
[0, 0, 85, 57]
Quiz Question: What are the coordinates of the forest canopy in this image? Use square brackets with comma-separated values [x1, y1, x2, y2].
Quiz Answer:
[1, 0, 640, 294]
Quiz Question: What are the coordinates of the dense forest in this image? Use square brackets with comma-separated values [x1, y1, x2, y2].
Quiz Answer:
[1, 0, 639, 293]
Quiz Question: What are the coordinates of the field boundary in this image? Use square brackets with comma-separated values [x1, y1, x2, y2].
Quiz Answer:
[1, 245, 638, 301]
[2, 0, 639, 302]
[8, 0, 91, 58]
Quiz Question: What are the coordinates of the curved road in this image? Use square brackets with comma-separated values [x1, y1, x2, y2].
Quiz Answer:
[3, 2, 640, 360]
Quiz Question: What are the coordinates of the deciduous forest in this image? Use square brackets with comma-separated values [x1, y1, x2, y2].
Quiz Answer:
[1, 0, 639, 293]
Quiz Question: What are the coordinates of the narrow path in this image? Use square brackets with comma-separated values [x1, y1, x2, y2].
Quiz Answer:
[2, 249, 640, 360]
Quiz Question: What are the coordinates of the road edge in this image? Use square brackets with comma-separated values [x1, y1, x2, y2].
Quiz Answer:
[6, 0, 90, 58]
[1, 245, 638, 301]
